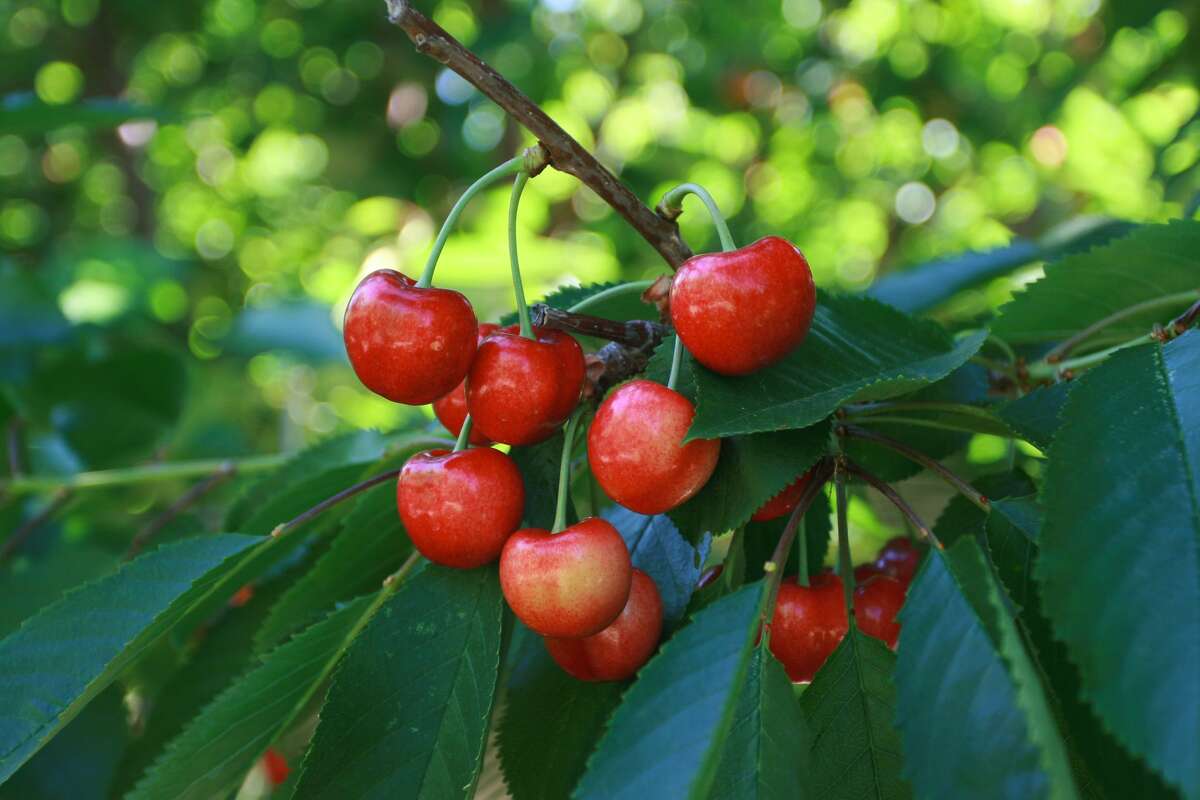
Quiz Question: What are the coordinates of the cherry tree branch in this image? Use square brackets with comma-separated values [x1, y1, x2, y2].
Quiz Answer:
[384, 0, 693, 269]
[531, 304, 668, 350]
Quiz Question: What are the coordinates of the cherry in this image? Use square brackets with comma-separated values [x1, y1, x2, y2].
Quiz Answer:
[432, 322, 499, 446]
[397, 447, 525, 569]
[587, 379, 721, 515]
[853, 575, 904, 649]
[544, 569, 663, 682]
[853, 562, 884, 584]
[751, 469, 814, 521]
[467, 326, 585, 446]
[669, 236, 816, 376]
[768, 571, 848, 683]
[261, 748, 290, 787]
[343, 269, 478, 405]
[229, 584, 255, 608]
[499, 517, 632, 638]
[874, 537, 923, 585]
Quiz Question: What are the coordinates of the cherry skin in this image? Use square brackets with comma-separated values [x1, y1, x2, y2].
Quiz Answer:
[874, 537, 923, 585]
[751, 469, 814, 521]
[669, 236, 816, 376]
[343, 269, 478, 405]
[432, 323, 499, 446]
[544, 569, 663, 682]
[854, 575, 905, 649]
[587, 379, 721, 515]
[467, 326, 585, 446]
[397, 448, 525, 569]
[261, 748, 290, 787]
[499, 517, 632, 638]
[854, 562, 884, 584]
[768, 571, 848, 683]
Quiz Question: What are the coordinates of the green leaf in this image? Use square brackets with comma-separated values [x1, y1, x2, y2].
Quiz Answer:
[127, 593, 378, 800]
[0, 264, 71, 349]
[1037, 332, 1200, 797]
[225, 301, 346, 363]
[993, 220, 1200, 343]
[688, 294, 987, 439]
[602, 506, 709, 628]
[0, 94, 174, 134]
[668, 421, 830, 538]
[801, 627, 909, 800]
[0, 534, 260, 784]
[986, 496, 1042, 611]
[574, 584, 763, 800]
[510, 429, 567, 530]
[896, 540, 1077, 800]
[996, 383, 1072, 450]
[498, 627, 624, 800]
[293, 565, 503, 799]
[742, 488, 832, 584]
[710, 642, 810, 800]
[644, 334, 699, 402]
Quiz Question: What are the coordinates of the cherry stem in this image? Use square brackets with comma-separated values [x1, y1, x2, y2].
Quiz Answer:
[834, 460, 856, 617]
[567, 280, 657, 314]
[658, 183, 736, 252]
[667, 334, 685, 391]
[841, 414, 998, 437]
[453, 417, 474, 452]
[551, 410, 585, 533]
[1043, 289, 1199, 363]
[0, 453, 290, 497]
[844, 459, 943, 550]
[839, 425, 989, 512]
[125, 462, 237, 560]
[271, 469, 403, 538]
[381, 550, 423, 590]
[531, 306, 668, 349]
[416, 155, 525, 289]
[762, 459, 833, 616]
[843, 400, 1002, 423]
[508, 170, 535, 339]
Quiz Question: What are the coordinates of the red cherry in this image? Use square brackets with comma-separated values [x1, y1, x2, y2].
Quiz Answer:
[228, 585, 255, 608]
[343, 269, 478, 405]
[544, 569, 663, 681]
[261, 748, 290, 787]
[432, 323, 500, 446]
[768, 571, 848, 682]
[853, 563, 884, 584]
[854, 575, 904, 649]
[697, 564, 724, 589]
[874, 537, 923, 584]
[669, 236, 816, 376]
[397, 448, 525, 569]
[466, 327, 585, 446]
[587, 379, 721, 515]
[499, 517, 632, 638]
[751, 469, 815, 521]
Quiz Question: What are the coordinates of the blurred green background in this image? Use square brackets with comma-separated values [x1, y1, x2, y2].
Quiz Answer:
[1, 0, 1197, 489]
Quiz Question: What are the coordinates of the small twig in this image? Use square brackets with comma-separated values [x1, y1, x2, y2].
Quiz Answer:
[1169, 298, 1200, 336]
[585, 339, 668, 398]
[844, 459, 942, 550]
[125, 462, 237, 560]
[271, 469, 404, 538]
[1044, 290, 1199, 363]
[761, 459, 834, 616]
[384, 0, 692, 269]
[839, 425, 989, 511]
[531, 305, 668, 350]
[834, 461, 855, 616]
[0, 489, 72, 564]
[6, 418, 25, 477]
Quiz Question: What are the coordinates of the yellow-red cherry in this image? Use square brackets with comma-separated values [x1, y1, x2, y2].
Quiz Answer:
[767, 571, 848, 683]
[432, 323, 499, 446]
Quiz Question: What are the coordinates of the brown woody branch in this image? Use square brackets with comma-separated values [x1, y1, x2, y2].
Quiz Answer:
[385, 0, 693, 270]
[531, 304, 668, 350]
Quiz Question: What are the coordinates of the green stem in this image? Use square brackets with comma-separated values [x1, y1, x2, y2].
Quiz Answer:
[1043, 289, 1199, 363]
[844, 401, 1000, 422]
[552, 411, 585, 533]
[660, 182, 736, 252]
[567, 279, 657, 314]
[840, 424, 990, 512]
[761, 459, 833, 615]
[507, 170, 535, 339]
[453, 417, 474, 452]
[842, 415, 1000, 437]
[667, 335, 684, 391]
[834, 463, 855, 617]
[0, 454, 289, 497]
[984, 333, 1018, 364]
[416, 155, 525, 288]
[1026, 334, 1155, 381]
[797, 513, 810, 588]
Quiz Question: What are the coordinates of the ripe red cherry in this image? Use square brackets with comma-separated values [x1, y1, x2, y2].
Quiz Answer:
[544, 569, 663, 682]
[669, 236, 816, 376]
[261, 748, 290, 787]
[587, 379, 721, 515]
[874, 537, 923, 584]
[768, 571, 848, 682]
[343, 269, 478, 405]
[499, 517, 632, 638]
[467, 326, 585, 446]
[432, 323, 499, 445]
[854, 575, 904, 648]
[751, 469, 814, 521]
[397, 448, 525, 569]
[854, 563, 884, 584]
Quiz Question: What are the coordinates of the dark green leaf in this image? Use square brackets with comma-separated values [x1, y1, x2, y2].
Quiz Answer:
[0, 541, 118, 638]
[0, 265, 71, 349]
[602, 505, 708, 628]
[574, 584, 763, 800]
[802, 627, 909, 800]
[996, 382, 1073, 450]
[0, 94, 174, 134]
[1037, 332, 1200, 797]
[688, 294, 987, 439]
[868, 239, 1042, 314]
[225, 302, 347, 363]
[293, 565, 503, 799]
[644, 334, 698, 402]
[0, 534, 260, 783]
[986, 496, 1041, 611]
[511, 429, 567, 530]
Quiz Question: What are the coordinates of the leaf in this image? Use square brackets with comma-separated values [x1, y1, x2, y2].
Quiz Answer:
[601, 505, 709, 628]
[1037, 332, 1200, 798]
[895, 540, 1077, 800]
[225, 302, 347, 363]
[510, 429, 568, 530]
[668, 421, 830, 538]
[996, 382, 1073, 450]
[993, 220, 1200, 343]
[498, 627, 624, 800]
[710, 642, 810, 800]
[688, 294, 987, 439]
[293, 565, 503, 799]
[986, 496, 1042, 611]
[574, 584, 763, 800]
[0, 534, 260, 783]
[644, 334, 699, 402]
[801, 627, 909, 800]
[0, 264, 71, 349]
[127, 593, 378, 800]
